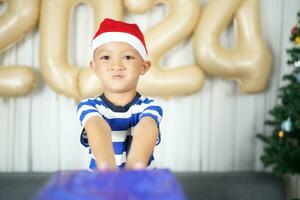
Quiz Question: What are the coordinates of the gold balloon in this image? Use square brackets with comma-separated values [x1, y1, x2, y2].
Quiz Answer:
[41, 0, 204, 100]
[125, 0, 205, 97]
[0, 67, 35, 96]
[0, 0, 39, 96]
[40, 0, 123, 100]
[193, 0, 272, 93]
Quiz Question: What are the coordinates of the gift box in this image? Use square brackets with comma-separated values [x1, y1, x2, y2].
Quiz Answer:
[34, 169, 186, 200]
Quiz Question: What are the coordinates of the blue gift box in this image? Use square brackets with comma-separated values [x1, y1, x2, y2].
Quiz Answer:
[34, 169, 186, 200]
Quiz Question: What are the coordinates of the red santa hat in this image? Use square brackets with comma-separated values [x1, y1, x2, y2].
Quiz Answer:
[91, 18, 148, 60]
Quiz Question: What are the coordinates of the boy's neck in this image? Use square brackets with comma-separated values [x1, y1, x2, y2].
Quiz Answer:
[103, 91, 138, 107]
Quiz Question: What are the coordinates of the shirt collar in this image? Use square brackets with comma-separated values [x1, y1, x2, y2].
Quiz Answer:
[100, 92, 141, 112]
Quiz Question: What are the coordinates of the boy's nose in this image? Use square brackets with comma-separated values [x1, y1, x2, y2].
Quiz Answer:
[111, 60, 125, 71]
[111, 65, 124, 71]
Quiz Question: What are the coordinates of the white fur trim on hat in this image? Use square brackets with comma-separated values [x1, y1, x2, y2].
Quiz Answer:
[91, 32, 148, 60]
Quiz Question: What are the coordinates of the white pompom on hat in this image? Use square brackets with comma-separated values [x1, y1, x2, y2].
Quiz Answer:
[91, 18, 148, 60]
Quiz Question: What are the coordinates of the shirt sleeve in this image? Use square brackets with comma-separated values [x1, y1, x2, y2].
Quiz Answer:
[139, 100, 163, 145]
[77, 98, 103, 147]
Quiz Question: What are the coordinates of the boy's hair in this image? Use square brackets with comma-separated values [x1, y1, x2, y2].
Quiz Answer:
[91, 18, 148, 60]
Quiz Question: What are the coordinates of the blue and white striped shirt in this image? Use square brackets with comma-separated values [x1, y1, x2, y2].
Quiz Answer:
[77, 93, 163, 170]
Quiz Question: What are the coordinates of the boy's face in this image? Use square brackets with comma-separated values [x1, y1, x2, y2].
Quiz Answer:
[90, 42, 150, 94]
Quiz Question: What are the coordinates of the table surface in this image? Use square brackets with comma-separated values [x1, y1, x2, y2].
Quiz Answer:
[0, 171, 286, 200]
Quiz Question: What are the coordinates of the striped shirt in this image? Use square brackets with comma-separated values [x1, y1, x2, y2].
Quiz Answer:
[77, 93, 163, 170]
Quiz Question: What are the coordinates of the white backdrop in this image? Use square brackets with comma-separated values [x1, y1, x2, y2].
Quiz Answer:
[0, 0, 299, 196]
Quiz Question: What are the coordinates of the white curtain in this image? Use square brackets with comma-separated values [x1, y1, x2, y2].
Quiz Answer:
[0, 0, 299, 197]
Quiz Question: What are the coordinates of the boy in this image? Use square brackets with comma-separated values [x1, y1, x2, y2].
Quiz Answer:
[77, 18, 163, 171]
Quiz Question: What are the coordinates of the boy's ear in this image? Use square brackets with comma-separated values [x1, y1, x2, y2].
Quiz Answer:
[141, 61, 151, 75]
[90, 60, 96, 72]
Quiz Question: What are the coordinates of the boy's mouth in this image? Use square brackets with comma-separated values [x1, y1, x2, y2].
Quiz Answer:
[112, 74, 124, 79]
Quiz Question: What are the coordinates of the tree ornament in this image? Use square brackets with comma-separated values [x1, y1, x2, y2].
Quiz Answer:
[291, 26, 297, 35]
[294, 60, 300, 67]
[295, 72, 300, 83]
[278, 130, 284, 138]
[281, 117, 292, 132]
[295, 36, 300, 45]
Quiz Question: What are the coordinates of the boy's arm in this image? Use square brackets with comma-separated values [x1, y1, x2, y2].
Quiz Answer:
[84, 116, 117, 170]
[125, 116, 158, 169]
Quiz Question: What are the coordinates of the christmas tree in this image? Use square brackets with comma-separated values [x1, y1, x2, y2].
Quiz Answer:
[257, 11, 300, 177]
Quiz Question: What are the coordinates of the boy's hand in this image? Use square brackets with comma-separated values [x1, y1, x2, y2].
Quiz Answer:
[125, 116, 158, 169]
[85, 116, 117, 171]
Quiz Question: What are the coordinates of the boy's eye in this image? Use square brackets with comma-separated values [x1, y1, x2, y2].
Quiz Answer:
[100, 55, 110, 60]
[124, 55, 134, 60]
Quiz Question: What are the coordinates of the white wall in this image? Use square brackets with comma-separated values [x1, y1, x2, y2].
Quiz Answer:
[0, 0, 299, 197]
